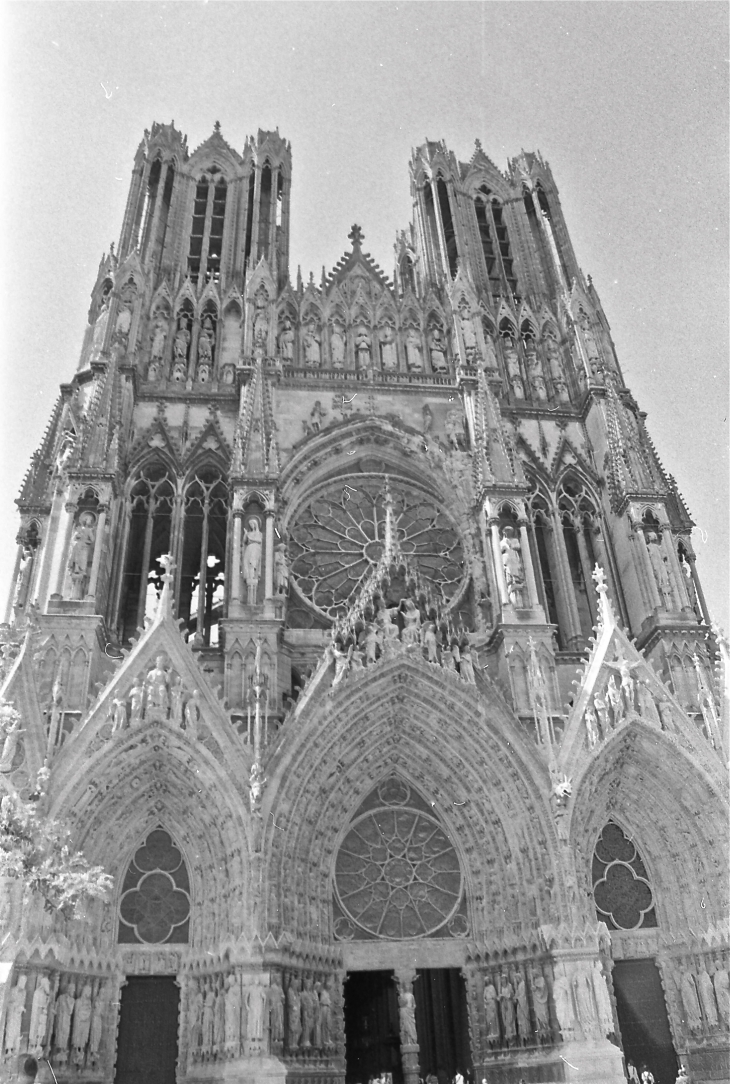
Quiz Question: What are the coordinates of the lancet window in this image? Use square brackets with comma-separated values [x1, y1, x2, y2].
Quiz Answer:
[187, 170, 228, 285]
[422, 177, 458, 279]
[139, 157, 175, 272]
[118, 829, 191, 944]
[591, 822, 657, 930]
[474, 186, 518, 299]
[117, 464, 229, 645]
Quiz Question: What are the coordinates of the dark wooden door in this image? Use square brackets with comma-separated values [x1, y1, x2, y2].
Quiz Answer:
[612, 959, 678, 1084]
[344, 970, 402, 1084]
[115, 977, 179, 1084]
[415, 969, 472, 1082]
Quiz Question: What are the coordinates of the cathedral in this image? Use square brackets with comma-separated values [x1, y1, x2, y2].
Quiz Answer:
[0, 121, 727, 1084]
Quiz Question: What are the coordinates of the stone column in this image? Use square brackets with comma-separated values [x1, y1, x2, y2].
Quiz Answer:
[394, 970, 420, 1084]
[264, 512, 275, 600]
[489, 519, 510, 609]
[230, 512, 243, 606]
[86, 506, 108, 600]
[518, 518, 542, 611]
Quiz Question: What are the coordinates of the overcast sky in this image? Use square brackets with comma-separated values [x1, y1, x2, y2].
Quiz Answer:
[1, 1, 727, 630]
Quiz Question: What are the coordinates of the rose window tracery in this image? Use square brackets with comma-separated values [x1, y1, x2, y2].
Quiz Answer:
[591, 821, 657, 930]
[334, 780, 463, 939]
[288, 477, 464, 619]
[118, 828, 191, 944]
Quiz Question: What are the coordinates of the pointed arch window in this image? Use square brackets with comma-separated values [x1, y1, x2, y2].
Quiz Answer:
[436, 177, 458, 278]
[559, 480, 599, 641]
[592, 822, 657, 930]
[178, 469, 229, 645]
[474, 186, 518, 299]
[119, 465, 175, 643]
[118, 828, 191, 944]
[187, 170, 228, 285]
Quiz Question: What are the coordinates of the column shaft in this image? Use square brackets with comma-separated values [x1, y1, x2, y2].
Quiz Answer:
[86, 508, 108, 599]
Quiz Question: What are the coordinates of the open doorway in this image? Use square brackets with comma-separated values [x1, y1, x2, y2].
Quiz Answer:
[115, 976, 179, 1084]
[415, 969, 472, 1084]
[344, 971, 402, 1084]
[612, 959, 678, 1084]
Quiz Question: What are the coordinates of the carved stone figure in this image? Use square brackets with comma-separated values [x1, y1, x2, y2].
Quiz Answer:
[483, 979, 500, 1045]
[242, 517, 263, 602]
[331, 641, 351, 687]
[170, 676, 184, 727]
[127, 682, 144, 726]
[202, 979, 216, 1055]
[459, 643, 477, 685]
[67, 512, 97, 600]
[428, 325, 448, 372]
[499, 974, 516, 1044]
[247, 980, 268, 1043]
[379, 323, 398, 371]
[679, 969, 703, 1034]
[29, 974, 52, 1053]
[88, 980, 107, 1067]
[712, 965, 730, 1027]
[444, 409, 462, 450]
[500, 526, 526, 607]
[53, 980, 76, 1061]
[592, 963, 614, 1037]
[174, 317, 190, 363]
[303, 319, 321, 366]
[646, 531, 672, 606]
[268, 976, 285, 1044]
[214, 977, 226, 1054]
[278, 315, 295, 362]
[253, 291, 269, 348]
[329, 319, 345, 368]
[147, 358, 162, 382]
[72, 982, 93, 1066]
[552, 973, 575, 1039]
[697, 963, 719, 1030]
[150, 318, 167, 362]
[319, 980, 333, 1047]
[185, 690, 201, 739]
[355, 324, 371, 369]
[530, 971, 551, 1041]
[190, 980, 204, 1054]
[4, 973, 27, 1058]
[0, 716, 23, 773]
[573, 970, 597, 1040]
[457, 299, 477, 361]
[376, 605, 400, 653]
[503, 335, 525, 398]
[300, 976, 317, 1047]
[13, 547, 34, 610]
[274, 544, 289, 595]
[585, 705, 600, 748]
[145, 655, 170, 713]
[363, 622, 380, 665]
[405, 326, 424, 372]
[421, 622, 438, 663]
[422, 403, 433, 435]
[401, 599, 421, 645]
[398, 990, 418, 1045]
[515, 974, 531, 1044]
[286, 975, 302, 1049]
[310, 400, 327, 431]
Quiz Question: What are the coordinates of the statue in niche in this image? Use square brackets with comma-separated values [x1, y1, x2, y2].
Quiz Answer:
[278, 315, 295, 362]
[500, 526, 526, 607]
[401, 598, 421, 645]
[459, 642, 476, 684]
[129, 681, 145, 726]
[72, 982, 93, 1067]
[174, 316, 191, 365]
[247, 979, 268, 1044]
[422, 403, 433, 435]
[499, 973, 516, 1045]
[3, 973, 27, 1058]
[363, 621, 380, 665]
[482, 327, 498, 371]
[318, 979, 333, 1047]
[0, 716, 24, 774]
[544, 331, 564, 380]
[242, 517, 263, 603]
[444, 409, 462, 450]
[170, 676, 185, 727]
[355, 323, 371, 369]
[552, 972, 575, 1039]
[53, 980, 76, 1062]
[579, 311, 600, 361]
[197, 318, 214, 379]
[585, 705, 600, 748]
[114, 299, 133, 346]
[145, 655, 170, 714]
[88, 980, 107, 1067]
[190, 979, 204, 1055]
[56, 432, 76, 474]
[329, 318, 345, 368]
[503, 334, 525, 398]
[428, 324, 448, 372]
[573, 970, 597, 1040]
[712, 962, 730, 1027]
[421, 621, 438, 663]
[300, 976, 317, 1048]
[214, 978, 226, 1055]
[184, 690, 201, 738]
[376, 604, 400, 654]
[457, 299, 477, 361]
[483, 978, 500, 1046]
[312, 981, 323, 1047]
[405, 326, 424, 372]
[253, 290, 269, 349]
[310, 400, 327, 431]
[303, 319, 321, 366]
[697, 962, 719, 1030]
[530, 970, 551, 1042]
[286, 974, 302, 1049]
[274, 544, 289, 596]
[592, 963, 614, 1037]
[29, 974, 52, 1054]
[646, 531, 672, 607]
[330, 641, 352, 687]
[398, 990, 418, 1045]
[202, 979, 216, 1055]
[379, 323, 398, 371]
[527, 352, 549, 401]
[515, 973, 531, 1044]
[220, 364, 235, 385]
[150, 317, 167, 363]
[67, 512, 97, 600]
[13, 546, 34, 610]
[268, 975, 285, 1044]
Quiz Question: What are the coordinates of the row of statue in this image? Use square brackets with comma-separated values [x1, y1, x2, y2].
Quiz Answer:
[2, 971, 108, 1069]
[284, 971, 336, 1053]
[328, 603, 478, 687]
[240, 517, 289, 604]
[674, 958, 730, 1036]
[481, 966, 553, 1049]
[550, 962, 615, 1043]
[277, 314, 450, 375]
[584, 654, 676, 749]
[106, 656, 202, 736]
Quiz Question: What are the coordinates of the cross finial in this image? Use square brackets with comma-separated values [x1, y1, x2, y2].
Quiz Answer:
[214, 120, 221, 133]
[348, 224, 364, 249]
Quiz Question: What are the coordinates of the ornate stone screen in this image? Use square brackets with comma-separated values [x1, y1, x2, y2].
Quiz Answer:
[333, 778, 466, 940]
[287, 477, 464, 620]
[118, 828, 191, 944]
[591, 821, 657, 931]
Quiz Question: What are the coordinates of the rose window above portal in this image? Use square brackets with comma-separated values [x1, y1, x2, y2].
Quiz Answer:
[334, 780, 463, 940]
[287, 476, 464, 619]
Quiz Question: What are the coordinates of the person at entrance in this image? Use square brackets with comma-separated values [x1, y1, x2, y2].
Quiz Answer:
[641, 1068, 655, 1084]
[627, 1063, 640, 1084]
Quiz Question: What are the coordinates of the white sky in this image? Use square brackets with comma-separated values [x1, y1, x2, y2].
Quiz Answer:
[1, 1, 728, 629]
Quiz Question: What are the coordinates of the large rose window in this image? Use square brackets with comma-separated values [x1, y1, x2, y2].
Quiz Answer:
[334, 781, 463, 940]
[288, 477, 464, 619]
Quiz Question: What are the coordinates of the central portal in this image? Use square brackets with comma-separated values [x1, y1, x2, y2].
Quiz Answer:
[114, 976, 180, 1084]
[345, 971, 402, 1084]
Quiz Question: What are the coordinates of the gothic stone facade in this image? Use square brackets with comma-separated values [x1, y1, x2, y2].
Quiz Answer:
[0, 123, 728, 1084]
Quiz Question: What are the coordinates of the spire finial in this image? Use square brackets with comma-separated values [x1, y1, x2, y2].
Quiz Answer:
[348, 224, 364, 249]
[214, 120, 221, 133]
